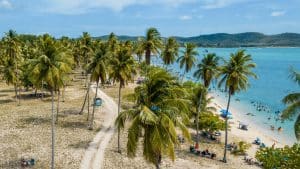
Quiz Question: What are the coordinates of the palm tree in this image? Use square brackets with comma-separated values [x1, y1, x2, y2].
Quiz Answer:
[133, 37, 144, 63]
[161, 37, 179, 67]
[141, 28, 163, 65]
[193, 53, 219, 148]
[177, 43, 198, 82]
[2, 30, 22, 104]
[80, 32, 93, 87]
[88, 43, 107, 130]
[107, 32, 118, 53]
[115, 68, 190, 169]
[109, 42, 136, 153]
[281, 68, 300, 140]
[28, 34, 73, 169]
[217, 50, 257, 163]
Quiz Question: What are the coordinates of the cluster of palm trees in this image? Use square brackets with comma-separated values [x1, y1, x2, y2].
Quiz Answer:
[113, 28, 257, 168]
[0, 28, 258, 168]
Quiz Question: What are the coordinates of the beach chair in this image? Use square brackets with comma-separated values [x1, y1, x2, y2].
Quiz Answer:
[253, 138, 261, 145]
[189, 145, 195, 153]
[239, 122, 249, 130]
[260, 143, 266, 148]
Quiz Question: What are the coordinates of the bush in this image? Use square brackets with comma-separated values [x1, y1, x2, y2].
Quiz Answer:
[198, 112, 226, 134]
[255, 144, 300, 169]
[231, 141, 251, 155]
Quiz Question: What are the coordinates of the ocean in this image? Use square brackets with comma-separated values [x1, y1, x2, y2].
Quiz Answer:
[152, 47, 300, 145]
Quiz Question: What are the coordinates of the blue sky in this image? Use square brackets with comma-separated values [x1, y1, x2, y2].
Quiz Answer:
[0, 0, 300, 38]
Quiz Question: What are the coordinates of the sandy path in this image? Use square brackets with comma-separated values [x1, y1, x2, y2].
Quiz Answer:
[80, 84, 118, 169]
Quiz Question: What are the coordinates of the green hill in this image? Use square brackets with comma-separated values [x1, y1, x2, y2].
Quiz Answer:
[96, 32, 300, 47]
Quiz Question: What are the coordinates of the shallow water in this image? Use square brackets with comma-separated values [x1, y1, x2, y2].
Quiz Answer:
[152, 47, 300, 144]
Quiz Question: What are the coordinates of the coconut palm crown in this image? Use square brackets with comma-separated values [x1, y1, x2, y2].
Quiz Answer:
[115, 67, 191, 169]
[281, 68, 300, 140]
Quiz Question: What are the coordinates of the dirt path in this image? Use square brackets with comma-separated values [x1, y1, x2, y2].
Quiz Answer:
[80, 85, 118, 169]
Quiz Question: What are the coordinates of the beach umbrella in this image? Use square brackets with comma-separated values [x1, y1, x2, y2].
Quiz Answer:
[220, 109, 232, 115]
[220, 109, 233, 119]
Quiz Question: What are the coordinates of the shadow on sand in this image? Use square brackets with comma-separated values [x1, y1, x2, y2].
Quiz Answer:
[20, 116, 51, 125]
[69, 140, 90, 149]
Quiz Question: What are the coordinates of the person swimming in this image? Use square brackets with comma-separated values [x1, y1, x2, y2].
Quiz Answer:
[278, 127, 283, 132]
[271, 125, 275, 130]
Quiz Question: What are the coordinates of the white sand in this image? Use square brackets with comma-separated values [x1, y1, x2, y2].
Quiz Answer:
[208, 93, 289, 157]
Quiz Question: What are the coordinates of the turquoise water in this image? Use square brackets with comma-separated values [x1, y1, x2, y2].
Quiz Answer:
[152, 47, 300, 144]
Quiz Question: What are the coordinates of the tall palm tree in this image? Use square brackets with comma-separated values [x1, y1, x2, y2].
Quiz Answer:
[133, 37, 144, 63]
[177, 43, 198, 82]
[29, 34, 73, 169]
[109, 42, 136, 153]
[161, 37, 179, 67]
[88, 43, 107, 130]
[107, 32, 118, 53]
[217, 50, 257, 163]
[80, 32, 93, 87]
[193, 53, 219, 148]
[115, 68, 190, 169]
[141, 28, 163, 65]
[2, 30, 22, 104]
[281, 68, 300, 140]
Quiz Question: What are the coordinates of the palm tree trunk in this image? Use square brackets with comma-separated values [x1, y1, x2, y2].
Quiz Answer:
[62, 85, 65, 102]
[51, 89, 55, 169]
[145, 49, 151, 65]
[85, 56, 88, 87]
[181, 72, 186, 83]
[195, 92, 203, 149]
[223, 89, 232, 163]
[56, 90, 60, 124]
[18, 85, 21, 106]
[41, 81, 44, 100]
[89, 81, 99, 130]
[87, 83, 90, 121]
[79, 84, 89, 115]
[155, 154, 161, 169]
[117, 83, 122, 153]
[34, 88, 37, 97]
[14, 84, 18, 102]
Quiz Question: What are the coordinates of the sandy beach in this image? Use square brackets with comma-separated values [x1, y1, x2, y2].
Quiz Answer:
[100, 84, 264, 169]
[208, 92, 290, 157]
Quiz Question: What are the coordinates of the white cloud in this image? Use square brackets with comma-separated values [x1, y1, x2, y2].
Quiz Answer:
[201, 0, 247, 9]
[0, 0, 12, 9]
[43, 0, 197, 14]
[271, 11, 285, 17]
[179, 15, 192, 20]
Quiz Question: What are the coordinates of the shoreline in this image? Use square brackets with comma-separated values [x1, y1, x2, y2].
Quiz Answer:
[208, 92, 292, 150]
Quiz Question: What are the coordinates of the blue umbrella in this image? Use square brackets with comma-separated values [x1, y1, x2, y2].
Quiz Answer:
[220, 109, 233, 119]
[220, 109, 232, 115]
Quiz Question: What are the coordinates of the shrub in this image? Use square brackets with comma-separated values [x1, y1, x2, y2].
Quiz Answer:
[255, 144, 300, 169]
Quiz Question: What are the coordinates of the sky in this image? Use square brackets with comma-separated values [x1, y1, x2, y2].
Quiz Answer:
[0, 0, 300, 38]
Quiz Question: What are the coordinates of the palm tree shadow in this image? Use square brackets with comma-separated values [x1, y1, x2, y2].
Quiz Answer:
[0, 94, 8, 97]
[20, 116, 51, 125]
[68, 140, 90, 149]
[0, 89, 15, 92]
[61, 109, 81, 115]
[0, 99, 14, 104]
[0, 159, 19, 169]
[59, 121, 87, 129]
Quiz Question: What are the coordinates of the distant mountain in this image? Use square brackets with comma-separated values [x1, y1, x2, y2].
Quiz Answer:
[96, 32, 300, 47]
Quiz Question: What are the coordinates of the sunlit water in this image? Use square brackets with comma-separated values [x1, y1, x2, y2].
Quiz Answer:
[152, 47, 300, 145]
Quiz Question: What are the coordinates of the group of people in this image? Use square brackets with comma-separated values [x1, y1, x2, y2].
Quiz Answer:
[189, 146, 217, 159]
[270, 125, 283, 131]
[250, 101, 271, 113]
